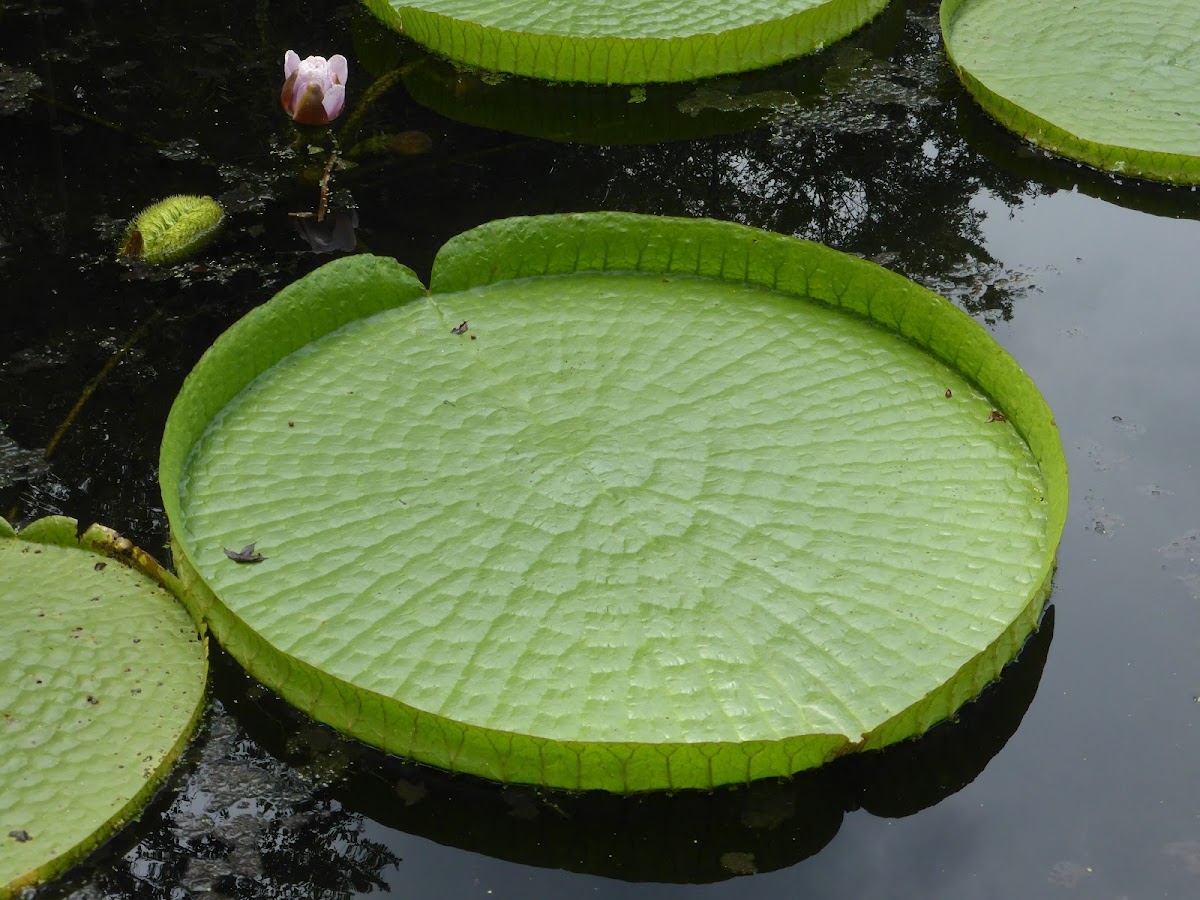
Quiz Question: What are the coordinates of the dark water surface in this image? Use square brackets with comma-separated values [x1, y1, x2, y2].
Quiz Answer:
[3, 0, 1200, 897]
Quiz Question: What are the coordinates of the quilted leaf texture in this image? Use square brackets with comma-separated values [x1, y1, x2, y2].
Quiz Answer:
[161, 213, 1066, 793]
[360, 0, 892, 83]
[943, 0, 1200, 184]
[0, 517, 207, 897]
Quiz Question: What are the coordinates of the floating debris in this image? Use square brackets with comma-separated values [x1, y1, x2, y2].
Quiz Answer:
[224, 543, 266, 564]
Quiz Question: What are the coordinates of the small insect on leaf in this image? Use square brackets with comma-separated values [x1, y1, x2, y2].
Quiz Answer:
[224, 543, 266, 564]
[8, 830, 31, 843]
[451, 321, 469, 335]
[945, 389, 953, 398]
[121, 229, 145, 258]
[987, 410, 1008, 423]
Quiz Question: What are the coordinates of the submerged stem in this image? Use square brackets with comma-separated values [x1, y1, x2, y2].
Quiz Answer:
[43, 312, 162, 461]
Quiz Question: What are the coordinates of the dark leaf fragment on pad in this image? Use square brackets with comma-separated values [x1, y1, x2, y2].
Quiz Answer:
[224, 543, 266, 563]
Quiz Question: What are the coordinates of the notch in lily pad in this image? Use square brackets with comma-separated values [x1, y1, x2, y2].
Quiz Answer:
[160, 211, 1067, 794]
[118, 194, 224, 266]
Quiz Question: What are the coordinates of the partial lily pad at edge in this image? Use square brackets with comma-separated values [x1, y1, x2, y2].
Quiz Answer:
[161, 212, 1067, 793]
[0, 516, 208, 898]
[361, 0, 893, 84]
[942, 0, 1200, 185]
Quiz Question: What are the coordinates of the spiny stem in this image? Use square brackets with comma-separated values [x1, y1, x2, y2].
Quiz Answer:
[318, 152, 337, 222]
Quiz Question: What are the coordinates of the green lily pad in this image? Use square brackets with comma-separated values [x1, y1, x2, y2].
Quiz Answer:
[160, 212, 1066, 793]
[360, 0, 893, 83]
[391, 4, 904, 145]
[0, 516, 207, 897]
[942, 0, 1200, 184]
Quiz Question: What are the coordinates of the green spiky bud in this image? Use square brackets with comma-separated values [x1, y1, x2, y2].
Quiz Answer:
[118, 194, 224, 266]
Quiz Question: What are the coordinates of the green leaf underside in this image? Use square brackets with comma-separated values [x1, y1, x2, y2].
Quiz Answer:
[0, 519, 207, 896]
[943, 0, 1200, 184]
[362, 0, 891, 83]
[163, 215, 1065, 792]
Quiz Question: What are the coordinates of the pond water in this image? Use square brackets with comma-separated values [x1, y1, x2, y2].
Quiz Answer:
[3, 0, 1200, 897]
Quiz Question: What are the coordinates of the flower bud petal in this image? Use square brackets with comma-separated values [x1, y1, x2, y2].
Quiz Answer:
[280, 52, 347, 125]
[327, 54, 348, 85]
[291, 82, 329, 125]
[280, 70, 299, 115]
[321, 83, 346, 122]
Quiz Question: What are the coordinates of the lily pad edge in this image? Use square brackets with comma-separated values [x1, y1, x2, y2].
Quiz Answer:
[160, 212, 1067, 793]
[0, 515, 210, 899]
[362, 0, 893, 84]
[941, 0, 1200, 185]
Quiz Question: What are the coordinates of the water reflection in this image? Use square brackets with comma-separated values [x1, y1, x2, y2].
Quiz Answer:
[1, 0, 1071, 894]
[51, 710, 401, 899]
[388, 1, 906, 146]
[43, 608, 1050, 896]
[569, 6, 1046, 322]
[353, 2, 1048, 327]
[955, 99, 1200, 222]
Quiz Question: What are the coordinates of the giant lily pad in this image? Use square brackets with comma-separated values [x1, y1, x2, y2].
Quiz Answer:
[360, 0, 893, 84]
[942, 0, 1200, 184]
[0, 516, 207, 897]
[161, 212, 1066, 793]
[391, 3, 904, 145]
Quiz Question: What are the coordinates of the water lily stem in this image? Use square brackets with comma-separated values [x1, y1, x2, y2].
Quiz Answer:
[43, 312, 162, 461]
[30, 90, 169, 152]
[338, 66, 409, 146]
[318, 152, 337, 222]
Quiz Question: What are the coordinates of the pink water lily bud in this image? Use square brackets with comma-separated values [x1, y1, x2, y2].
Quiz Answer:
[281, 51, 348, 125]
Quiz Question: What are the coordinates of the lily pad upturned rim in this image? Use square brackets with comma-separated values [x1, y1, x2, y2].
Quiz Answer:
[0, 516, 208, 898]
[941, 0, 1200, 185]
[360, 0, 893, 84]
[160, 212, 1067, 793]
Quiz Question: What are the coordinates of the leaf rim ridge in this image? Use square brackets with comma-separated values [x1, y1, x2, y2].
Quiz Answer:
[0, 516, 209, 897]
[160, 212, 1067, 792]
